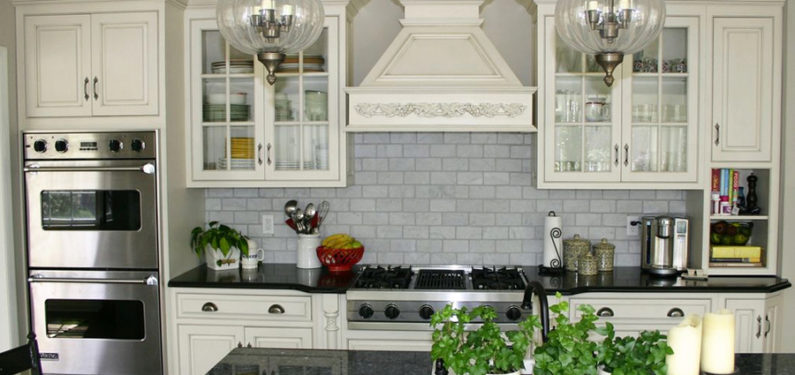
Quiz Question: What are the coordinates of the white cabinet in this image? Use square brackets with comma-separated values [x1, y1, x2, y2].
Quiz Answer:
[186, 0, 352, 187]
[22, 12, 158, 118]
[724, 297, 765, 353]
[245, 326, 313, 349]
[177, 324, 245, 375]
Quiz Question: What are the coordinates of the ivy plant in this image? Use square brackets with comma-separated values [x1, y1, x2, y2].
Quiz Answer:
[190, 221, 249, 267]
[430, 304, 541, 375]
[533, 295, 600, 375]
[597, 323, 673, 375]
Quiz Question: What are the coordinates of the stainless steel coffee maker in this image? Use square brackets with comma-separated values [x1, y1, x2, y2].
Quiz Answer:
[639, 216, 689, 276]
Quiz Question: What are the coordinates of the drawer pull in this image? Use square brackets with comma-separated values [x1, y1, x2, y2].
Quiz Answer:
[756, 316, 762, 338]
[268, 304, 285, 314]
[201, 302, 218, 312]
[667, 308, 684, 318]
[596, 307, 614, 317]
[237, 342, 243, 348]
[247, 343, 252, 348]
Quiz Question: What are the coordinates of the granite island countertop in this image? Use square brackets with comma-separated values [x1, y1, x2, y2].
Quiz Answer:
[208, 347, 795, 375]
[169, 264, 790, 294]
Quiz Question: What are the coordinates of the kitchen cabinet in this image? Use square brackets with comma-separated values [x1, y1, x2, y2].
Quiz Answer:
[21, 12, 158, 119]
[185, 0, 353, 187]
[535, 1, 702, 189]
[177, 324, 245, 375]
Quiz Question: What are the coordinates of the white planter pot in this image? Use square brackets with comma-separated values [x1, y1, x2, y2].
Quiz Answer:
[597, 365, 611, 375]
[204, 245, 240, 270]
[487, 371, 521, 375]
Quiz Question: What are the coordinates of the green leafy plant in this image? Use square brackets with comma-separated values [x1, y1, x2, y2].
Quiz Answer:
[190, 221, 249, 266]
[430, 304, 540, 375]
[597, 324, 673, 375]
[533, 294, 601, 375]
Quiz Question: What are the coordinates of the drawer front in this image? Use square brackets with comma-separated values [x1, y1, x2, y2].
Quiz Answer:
[177, 293, 312, 322]
[571, 298, 711, 322]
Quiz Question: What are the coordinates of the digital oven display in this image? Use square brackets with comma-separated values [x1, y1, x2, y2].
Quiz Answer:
[79, 141, 98, 151]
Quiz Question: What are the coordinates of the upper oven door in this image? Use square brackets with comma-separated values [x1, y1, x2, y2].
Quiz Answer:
[25, 160, 158, 269]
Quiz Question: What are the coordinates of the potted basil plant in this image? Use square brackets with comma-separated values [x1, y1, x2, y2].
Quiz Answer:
[191, 221, 249, 271]
[596, 323, 672, 375]
[532, 296, 601, 375]
[430, 304, 541, 375]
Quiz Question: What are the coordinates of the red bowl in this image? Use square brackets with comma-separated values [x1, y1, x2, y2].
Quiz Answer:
[316, 245, 364, 272]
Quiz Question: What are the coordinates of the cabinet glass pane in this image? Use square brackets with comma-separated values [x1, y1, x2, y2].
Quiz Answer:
[228, 126, 255, 170]
[585, 54, 601, 73]
[584, 126, 612, 172]
[304, 28, 328, 72]
[229, 78, 253, 122]
[274, 78, 299, 123]
[662, 78, 687, 123]
[304, 78, 328, 122]
[659, 126, 687, 172]
[630, 126, 658, 172]
[632, 77, 659, 123]
[202, 30, 224, 75]
[584, 77, 612, 123]
[274, 125, 300, 170]
[555, 77, 582, 123]
[662, 28, 688, 73]
[203, 126, 225, 170]
[303, 125, 329, 171]
[555, 126, 582, 172]
[556, 35, 582, 73]
[633, 37, 660, 73]
[203, 79, 227, 122]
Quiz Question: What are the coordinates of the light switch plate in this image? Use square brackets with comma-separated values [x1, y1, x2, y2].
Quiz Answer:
[626, 216, 640, 237]
[262, 215, 274, 236]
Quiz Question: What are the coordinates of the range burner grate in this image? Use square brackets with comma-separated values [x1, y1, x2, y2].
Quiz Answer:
[415, 269, 466, 289]
[471, 267, 526, 290]
[354, 266, 413, 289]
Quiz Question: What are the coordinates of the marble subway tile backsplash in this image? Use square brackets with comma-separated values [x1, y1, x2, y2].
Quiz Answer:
[205, 133, 687, 266]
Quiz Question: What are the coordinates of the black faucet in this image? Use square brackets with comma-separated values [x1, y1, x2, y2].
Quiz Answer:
[521, 280, 549, 342]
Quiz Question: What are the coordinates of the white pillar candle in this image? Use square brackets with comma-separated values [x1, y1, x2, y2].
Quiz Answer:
[666, 314, 702, 375]
[700, 310, 735, 374]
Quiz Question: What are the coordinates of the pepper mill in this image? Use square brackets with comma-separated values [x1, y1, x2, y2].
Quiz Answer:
[743, 173, 761, 215]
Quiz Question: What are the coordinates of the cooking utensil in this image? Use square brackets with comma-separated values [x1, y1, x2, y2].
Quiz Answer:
[316, 201, 330, 228]
[304, 203, 316, 233]
[293, 208, 305, 233]
[285, 218, 298, 232]
[284, 200, 298, 217]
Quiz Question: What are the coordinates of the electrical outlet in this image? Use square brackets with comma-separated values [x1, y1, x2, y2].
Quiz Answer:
[626, 216, 640, 237]
[262, 215, 274, 236]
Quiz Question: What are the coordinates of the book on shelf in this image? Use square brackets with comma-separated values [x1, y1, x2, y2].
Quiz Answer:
[711, 168, 743, 215]
[709, 261, 764, 267]
[711, 245, 763, 259]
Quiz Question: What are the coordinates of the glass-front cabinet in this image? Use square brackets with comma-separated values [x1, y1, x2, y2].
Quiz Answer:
[541, 14, 699, 187]
[187, 11, 346, 187]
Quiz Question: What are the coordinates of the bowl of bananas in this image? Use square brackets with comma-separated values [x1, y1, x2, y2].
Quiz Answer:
[316, 233, 364, 272]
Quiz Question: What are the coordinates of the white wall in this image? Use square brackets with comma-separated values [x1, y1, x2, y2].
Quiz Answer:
[0, 46, 18, 352]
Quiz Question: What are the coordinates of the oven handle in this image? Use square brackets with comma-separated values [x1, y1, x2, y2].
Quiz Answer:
[28, 275, 159, 286]
[24, 163, 156, 174]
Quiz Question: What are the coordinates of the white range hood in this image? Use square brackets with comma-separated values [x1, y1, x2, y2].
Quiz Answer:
[346, 0, 536, 132]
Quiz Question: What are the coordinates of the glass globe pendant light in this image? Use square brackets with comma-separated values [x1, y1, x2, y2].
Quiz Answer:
[555, 0, 666, 86]
[217, 0, 325, 85]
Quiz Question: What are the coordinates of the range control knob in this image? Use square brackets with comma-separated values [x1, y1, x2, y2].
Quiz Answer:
[358, 304, 374, 319]
[131, 139, 145, 152]
[109, 139, 123, 152]
[385, 304, 400, 320]
[33, 140, 47, 153]
[506, 306, 522, 321]
[419, 304, 435, 320]
[54, 139, 68, 153]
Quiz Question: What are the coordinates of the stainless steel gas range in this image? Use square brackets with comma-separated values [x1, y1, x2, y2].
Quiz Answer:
[346, 265, 546, 331]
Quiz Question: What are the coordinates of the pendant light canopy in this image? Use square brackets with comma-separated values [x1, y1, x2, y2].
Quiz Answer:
[555, 0, 666, 86]
[216, 0, 325, 85]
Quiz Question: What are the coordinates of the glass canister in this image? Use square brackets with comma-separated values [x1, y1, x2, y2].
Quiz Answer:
[578, 251, 598, 276]
[594, 238, 616, 272]
[563, 234, 590, 271]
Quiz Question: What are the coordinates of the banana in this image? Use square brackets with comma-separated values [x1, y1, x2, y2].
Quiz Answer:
[322, 233, 358, 249]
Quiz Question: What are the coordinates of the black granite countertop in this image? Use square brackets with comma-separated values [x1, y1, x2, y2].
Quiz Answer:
[169, 264, 790, 294]
[208, 347, 795, 375]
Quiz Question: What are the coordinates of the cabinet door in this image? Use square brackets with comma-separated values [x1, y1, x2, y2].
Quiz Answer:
[245, 326, 313, 349]
[177, 324, 244, 375]
[711, 17, 774, 162]
[621, 17, 699, 182]
[266, 16, 340, 181]
[763, 294, 781, 353]
[24, 15, 92, 117]
[724, 298, 764, 353]
[542, 16, 622, 183]
[90, 12, 158, 116]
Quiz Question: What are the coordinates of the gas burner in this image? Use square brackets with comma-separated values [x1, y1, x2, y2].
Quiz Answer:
[354, 266, 413, 289]
[471, 267, 526, 290]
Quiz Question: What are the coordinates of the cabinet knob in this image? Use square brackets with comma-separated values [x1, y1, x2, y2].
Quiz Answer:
[596, 307, 614, 317]
[237, 342, 243, 348]
[268, 304, 285, 314]
[714, 123, 720, 145]
[667, 308, 684, 318]
[247, 343, 252, 348]
[201, 302, 218, 312]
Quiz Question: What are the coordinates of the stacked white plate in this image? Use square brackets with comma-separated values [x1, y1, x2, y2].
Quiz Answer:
[211, 59, 254, 74]
[217, 158, 255, 170]
[275, 161, 300, 170]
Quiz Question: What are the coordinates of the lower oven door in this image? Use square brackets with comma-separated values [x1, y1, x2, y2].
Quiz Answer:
[28, 270, 162, 375]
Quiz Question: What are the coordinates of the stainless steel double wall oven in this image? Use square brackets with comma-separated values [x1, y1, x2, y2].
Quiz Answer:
[23, 131, 162, 375]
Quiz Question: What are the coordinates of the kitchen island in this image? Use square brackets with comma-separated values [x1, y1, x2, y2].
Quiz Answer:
[208, 347, 795, 375]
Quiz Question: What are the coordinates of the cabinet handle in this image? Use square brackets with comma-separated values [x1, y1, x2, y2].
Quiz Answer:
[756, 315, 762, 338]
[667, 308, 684, 318]
[596, 307, 614, 317]
[201, 302, 218, 312]
[266, 143, 272, 166]
[92, 77, 99, 100]
[268, 304, 285, 314]
[765, 315, 771, 337]
[714, 123, 720, 145]
[623, 144, 629, 167]
[247, 343, 252, 348]
[237, 342, 243, 348]
[257, 143, 263, 166]
[83, 77, 90, 101]
[614, 144, 619, 166]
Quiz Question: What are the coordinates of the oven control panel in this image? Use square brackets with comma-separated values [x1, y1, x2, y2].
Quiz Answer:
[23, 131, 156, 160]
[347, 300, 531, 324]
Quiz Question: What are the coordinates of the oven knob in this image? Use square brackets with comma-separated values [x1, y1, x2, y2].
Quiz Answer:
[358, 304, 374, 319]
[54, 139, 68, 153]
[385, 304, 400, 320]
[109, 139, 123, 152]
[131, 138, 145, 152]
[506, 306, 522, 321]
[419, 304, 435, 320]
[33, 140, 47, 153]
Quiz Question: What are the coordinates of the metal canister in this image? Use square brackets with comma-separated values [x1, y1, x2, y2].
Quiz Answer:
[594, 238, 616, 272]
[563, 234, 590, 271]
